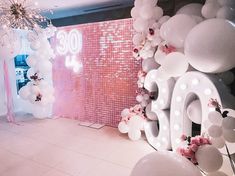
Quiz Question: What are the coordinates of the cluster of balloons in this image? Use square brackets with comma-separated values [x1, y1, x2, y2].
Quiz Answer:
[126, 0, 235, 175]
[118, 105, 146, 140]
[202, 0, 235, 20]
[205, 109, 235, 148]
[19, 26, 56, 118]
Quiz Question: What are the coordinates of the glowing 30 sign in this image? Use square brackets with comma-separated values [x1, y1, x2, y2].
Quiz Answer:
[56, 29, 82, 55]
[56, 29, 83, 73]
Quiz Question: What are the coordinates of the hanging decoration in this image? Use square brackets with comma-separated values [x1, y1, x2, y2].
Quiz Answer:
[0, 0, 50, 30]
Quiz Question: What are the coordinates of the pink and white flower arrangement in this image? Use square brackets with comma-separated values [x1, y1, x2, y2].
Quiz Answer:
[177, 134, 211, 165]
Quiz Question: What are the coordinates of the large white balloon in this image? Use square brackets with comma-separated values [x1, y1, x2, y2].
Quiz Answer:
[128, 129, 141, 141]
[216, 6, 235, 20]
[161, 52, 189, 77]
[208, 111, 223, 126]
[184, 19, 235, 73]
[207, 171, 228, 176]
[19, 86, 30, 100]
[0, 29, 21, 59]
[208, 125, 223, 138]
[130, 151, 203, 176]
[187, 99, 202, 124]
[222, 116, 235, 130]
[118, 121, 129, 133]
[223, 128, 235, 142]
[177, 3, 203, 17]
[160, 14, 197, 48]
[195, 145, 223, 173]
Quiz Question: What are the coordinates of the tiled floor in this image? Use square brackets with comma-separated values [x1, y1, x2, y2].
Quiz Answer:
[0, 114, 155, 176]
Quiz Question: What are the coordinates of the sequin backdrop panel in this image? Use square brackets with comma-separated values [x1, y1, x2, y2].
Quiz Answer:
[51, 18, 140, 127]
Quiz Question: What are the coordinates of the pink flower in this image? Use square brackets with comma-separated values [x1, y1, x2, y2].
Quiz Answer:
[190, 144, 198, 152]
[191, 156, 198, 164]
[160, 44, 176, 54]
[184, 148, 194, 158]
[201, 138, 211, 145]
[180, 134, 187, 141]
[191, 136, 201, 146]
[208, 98, 221, 109]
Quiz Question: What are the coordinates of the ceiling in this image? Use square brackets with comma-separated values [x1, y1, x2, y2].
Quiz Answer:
[37, 0, 134, 19]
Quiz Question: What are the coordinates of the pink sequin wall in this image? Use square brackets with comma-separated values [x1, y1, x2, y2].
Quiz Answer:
[51, 18, 141, 127]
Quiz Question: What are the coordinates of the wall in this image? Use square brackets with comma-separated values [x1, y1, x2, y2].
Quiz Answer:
[51, 18, 140, 127]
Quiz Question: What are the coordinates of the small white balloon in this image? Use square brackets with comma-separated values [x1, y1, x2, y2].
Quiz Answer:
[27, 68, 37, 80]
[133, 33, 145, 46]
[210, 137, 225, 149]
[161, 52, 189, 77]
[133, 18, 149, 32]
[118, 121, 129, 133]
[222, 116, 235, 130]
[121, 108, 130, 118]
[136, 95, 144, 102]
[35, 60, 52, 74]
[203, 119, 213, 129]
[26, 55, 37, 67]
[160, 14, 197, 48]
[30, 85, 40, 94]
[201, 2, 221, 19]
[223, 128, 235, 142]
[177, 3, 203, 17]
[30, 40, 41, 50]
[153, 6, 163, 20]
[19, 86, 30, 100]
[208, 125, 223, 138]
[129, 115, 145, 130]
[187, 99, 202, 124]
[140, 5, 155, 20]
[158, 16, 170, 26]
[128, 129, 141, 141]
[142, 58, 160, 73]
[131, 6, 140, 18]
[195, 145, 223, 173]
[208, 111, 223, 126]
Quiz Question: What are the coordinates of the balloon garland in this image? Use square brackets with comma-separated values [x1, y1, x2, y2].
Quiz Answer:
[120, 0, 235, 175]
[19, 26, 57, 118]
[0, 0, 57, 119]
